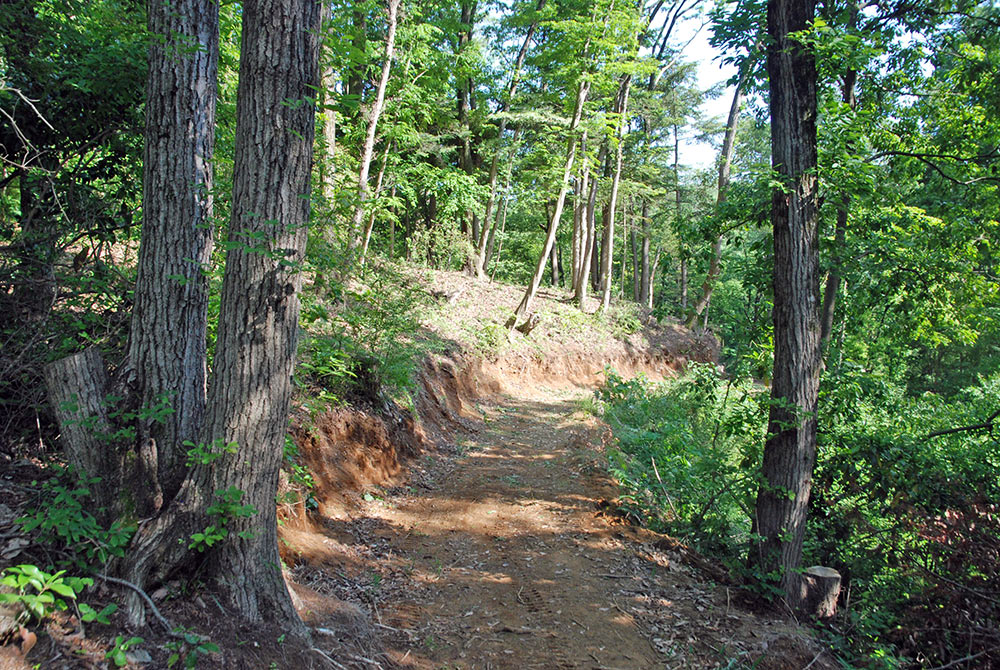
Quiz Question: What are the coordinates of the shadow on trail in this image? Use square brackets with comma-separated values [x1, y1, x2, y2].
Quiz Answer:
[292, 392, 666, 670]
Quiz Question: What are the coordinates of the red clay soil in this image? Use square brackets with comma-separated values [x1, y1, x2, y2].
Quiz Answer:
[281, 339, 837, 670]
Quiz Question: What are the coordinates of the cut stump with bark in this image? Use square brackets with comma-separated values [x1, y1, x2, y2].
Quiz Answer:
[798, 565, 841, 619]
[43, 348, 123, 517]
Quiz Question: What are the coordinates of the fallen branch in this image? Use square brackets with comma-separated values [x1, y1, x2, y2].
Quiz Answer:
[924, 647, 999, 670]
[311, 647, 350, 670]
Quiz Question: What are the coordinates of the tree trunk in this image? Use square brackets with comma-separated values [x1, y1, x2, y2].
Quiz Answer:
[748, 0, 820, 611]
[319, 0, 337, 208]
[123, 0, 321, 632]
[619, 197, 628, 300]
[484, 127, 522, 271]
[648, 247, 661, 309]
[507, 75, 590, 328]
[687, 56, 752, 327]
[457, 1, 479, 273]
[43, 348, 122, 522]
[578, 142, 605, 308]
[13, 163, 59, 321]
[345, 0, 399, 272]
[600, 75, 631, 312]
[572, 177, 583, 292]
[360, 139, 393, 266]
[127, 0, 218, 506]
[475, 0, 545, 278]
[679, 257, 688, 313]
[630, 228, 638, 301]
[549, 236, 560, 287]
[591, 142, 609, 294]
[640, 201, 651, 305]
[489, 186, 512, 282]
[820, 15, 857, 354]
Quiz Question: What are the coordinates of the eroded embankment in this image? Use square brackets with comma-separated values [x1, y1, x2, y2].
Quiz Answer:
[279, 330, 836, 670]
[284, 325, 718, 523]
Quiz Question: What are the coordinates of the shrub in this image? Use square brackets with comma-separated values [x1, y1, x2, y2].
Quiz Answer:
[596, 364, 766, 563]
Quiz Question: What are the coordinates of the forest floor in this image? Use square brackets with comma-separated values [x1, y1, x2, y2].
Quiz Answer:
[288, 377, 835, 670]
[1, 270, 835, 669]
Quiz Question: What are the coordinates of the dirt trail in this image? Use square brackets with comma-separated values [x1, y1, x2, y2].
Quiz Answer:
[288, 372, 833, 670]
[353, 382, 658, 670]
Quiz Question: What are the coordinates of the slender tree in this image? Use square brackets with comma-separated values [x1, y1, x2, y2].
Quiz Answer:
[599, 74, 632, 311]
[686, 53, 755, 327]
[819, 4, 858, 354]
[474, 0, 546, 279]
[507, 73, 590, 328]
[345, 0, 400, 273]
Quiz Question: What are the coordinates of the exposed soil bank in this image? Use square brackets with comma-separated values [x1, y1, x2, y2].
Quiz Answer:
[287, 317, 719, 521]
[282, 324, 834, 670]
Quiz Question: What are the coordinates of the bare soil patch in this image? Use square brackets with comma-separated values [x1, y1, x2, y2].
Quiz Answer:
[290, 370, 835, 670]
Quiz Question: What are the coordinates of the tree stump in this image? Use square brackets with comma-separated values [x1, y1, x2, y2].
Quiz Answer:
[43, 347, 112, 478]
[515, 313, 542, 336]
[798, 566, 841, 619]
[43, 347, 121, 517]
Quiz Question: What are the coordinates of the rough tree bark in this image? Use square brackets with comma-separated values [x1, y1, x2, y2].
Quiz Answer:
[43, 348, 120, 521]
[121, 0, 322, 630]
[127, 0, 219, 506]
[748, 0, 821, 611]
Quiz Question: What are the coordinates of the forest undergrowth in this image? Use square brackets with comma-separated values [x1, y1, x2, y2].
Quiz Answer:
[595, 363, 1000, 668]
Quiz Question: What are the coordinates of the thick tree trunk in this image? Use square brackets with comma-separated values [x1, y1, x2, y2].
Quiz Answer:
[124, 0, 321, 632]
[507, 76, 590, 328]
[600, 75, 631, 312]
[475, 0, 545, 278]
[749, 0, 820, 611]
[346, 0, 399, 271]
[127, 0, 218, 505]
[43, 348, 123, 521]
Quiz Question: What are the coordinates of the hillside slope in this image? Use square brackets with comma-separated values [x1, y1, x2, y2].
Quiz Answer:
[278, 271, 835, 670]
